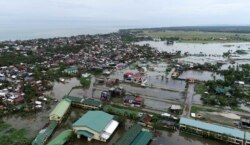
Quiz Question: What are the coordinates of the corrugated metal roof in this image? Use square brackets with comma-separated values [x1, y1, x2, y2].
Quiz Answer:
[32, 121, 58, 145]
[49, 99, 71, 119]
[130, 131, 153, 145]
[47, 129, 73, 145]
[115, 124, 142, 145]
[180, 117, 244, 139]
[64, 96, 101, 107]
[72, 111, 113, 133]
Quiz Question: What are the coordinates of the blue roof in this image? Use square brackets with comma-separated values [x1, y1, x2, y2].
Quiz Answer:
[179, 117, 244, 139]
[245, 132, 250, 140]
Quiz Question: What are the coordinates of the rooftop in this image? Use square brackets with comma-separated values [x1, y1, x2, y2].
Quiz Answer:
[47, 129, 73, 145]
[32, 121, 58, 145]
[64, 96, 102, 107]
[49, 98, 71, 119]
[73, 111, 114, 133]
[115, 124, 153, 145]
[64, 66, 78, 72]
[180, 117, 245, 139]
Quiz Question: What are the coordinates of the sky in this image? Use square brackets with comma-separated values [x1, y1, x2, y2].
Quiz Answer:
[0, 0, 250, 40]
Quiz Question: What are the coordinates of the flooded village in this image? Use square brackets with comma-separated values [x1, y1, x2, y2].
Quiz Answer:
[0, 31, 250, 145]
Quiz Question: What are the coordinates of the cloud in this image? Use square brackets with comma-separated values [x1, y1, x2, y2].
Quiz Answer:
[0, 0, 250, 27]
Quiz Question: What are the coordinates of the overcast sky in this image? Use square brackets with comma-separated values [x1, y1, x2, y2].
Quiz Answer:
[1, 0, 250, 28]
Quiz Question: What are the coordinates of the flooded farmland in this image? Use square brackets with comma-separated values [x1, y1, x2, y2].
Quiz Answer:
[136, 41, 250, 55]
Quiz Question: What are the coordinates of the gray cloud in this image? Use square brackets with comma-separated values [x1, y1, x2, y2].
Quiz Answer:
[0, 0, 250, 28]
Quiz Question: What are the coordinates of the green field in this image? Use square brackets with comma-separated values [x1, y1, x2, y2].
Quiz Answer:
[139, 30, 250, 43]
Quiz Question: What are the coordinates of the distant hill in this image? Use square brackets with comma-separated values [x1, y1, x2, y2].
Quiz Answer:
[122, 26, 250, 34]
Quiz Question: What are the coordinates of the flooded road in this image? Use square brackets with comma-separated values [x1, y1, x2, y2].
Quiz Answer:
[182, 84, 194, 118]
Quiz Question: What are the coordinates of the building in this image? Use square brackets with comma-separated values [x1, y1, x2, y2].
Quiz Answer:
[123, 95, 144, 107]
[169, 105, 182, 114]
[179, 117, 245, 145]
[64, 66, 78, 74]
[240, 117, 250, 129]
[32, 121, 58, 145]
[114, 124, 153, 145]
[49, 98, 71, 123]
[64, 96, 102, 109]
[72, 111, 119, 142]
[245, 132, 250, 145]
[47, 129, 73, 145]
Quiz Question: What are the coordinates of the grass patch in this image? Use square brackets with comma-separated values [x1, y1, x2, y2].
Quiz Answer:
[194, 83, 207, 94]
[0, 120, 30, 145]
[191, 106, 219, 114]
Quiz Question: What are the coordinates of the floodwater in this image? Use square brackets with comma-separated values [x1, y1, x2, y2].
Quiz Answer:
[136, 41, 250, 55]
[179, 70, 223, 81]
[193, 94, 203, 105]
[120, 84, 184, 102]
[178, 56, 226, 65]
[3, 104, 55, 138]
[52, 78, 81, 100]
[109, 62, 186, 92]
[51, 108, 223, 145]
[151, 131, 223, 145]
[69, 88, 86, 98]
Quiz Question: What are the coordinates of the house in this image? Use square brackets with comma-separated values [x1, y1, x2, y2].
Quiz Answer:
[64, 66, 78, 74]
[138, 114, 153, 127]
[100, 91, 111, 101]
[123, 95, 135, 104]
[63, 96, 102, 109]
[72, 111, 119, 142]
[123, 72, 134, 81]
[133, 73, 145, 84]
[49, 98, 71, 123]
[123, 95, 144, 107]
[109, 87, 126, 97]
[0, 73, 6, 81]
[106, 78, 119, 86]
[169, 105, 182, 114]
[14, 96, 24, 105]
[240, 117, 250, 129]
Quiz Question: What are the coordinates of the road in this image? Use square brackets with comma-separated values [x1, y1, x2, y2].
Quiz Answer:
[87, 76, 95, 98]
[182, 83, 195, 118]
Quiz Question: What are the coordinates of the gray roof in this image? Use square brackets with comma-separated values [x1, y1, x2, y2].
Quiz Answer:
[180, 117, 244, 139]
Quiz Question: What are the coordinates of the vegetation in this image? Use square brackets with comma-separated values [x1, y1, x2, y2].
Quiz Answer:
[0, 120, 30, 145]
[80, 76, 91, 88]
[23, 83, 37, 103]
[137, 30, 250, 43]
[194, 83, 207, 94]
[0, 52, 44, 66]
[191, 106, 219, 114]
[195, 64, 250, 107]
